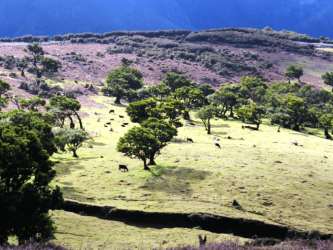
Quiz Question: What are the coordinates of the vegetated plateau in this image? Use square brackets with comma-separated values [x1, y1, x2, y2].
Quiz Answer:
[2, 27, 333, 249]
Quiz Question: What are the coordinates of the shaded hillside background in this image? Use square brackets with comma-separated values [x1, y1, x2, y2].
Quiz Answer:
[1, 0, 333, 39]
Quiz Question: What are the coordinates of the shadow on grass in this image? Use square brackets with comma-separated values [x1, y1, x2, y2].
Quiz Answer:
[54, 161, 86, 177]
[60, 186, 87, 201]
[141, 165, 211, 195]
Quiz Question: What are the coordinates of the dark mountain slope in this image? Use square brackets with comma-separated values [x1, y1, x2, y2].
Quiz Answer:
[1, 0, 333, 39]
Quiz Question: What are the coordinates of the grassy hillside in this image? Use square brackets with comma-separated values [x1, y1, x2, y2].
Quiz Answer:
[49, 95, 333, 243]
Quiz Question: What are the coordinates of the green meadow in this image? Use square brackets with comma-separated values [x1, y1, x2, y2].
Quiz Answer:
[48, 95, 333, 248]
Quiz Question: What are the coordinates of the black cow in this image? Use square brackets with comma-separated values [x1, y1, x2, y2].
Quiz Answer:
[75, 80, 78, 84]
[121, 125, 126, 127]
[122, 123, 129, 125]
[119, 115, 124, 118]
[119, 165, 129, 171]
[189, 123, 195, 126]
[109, 110, 114, 114]
[215, 143, 221, 148]
[187, 138, 194, 143]
[106, 122, 111, 125]
[104, 124, 107, 127]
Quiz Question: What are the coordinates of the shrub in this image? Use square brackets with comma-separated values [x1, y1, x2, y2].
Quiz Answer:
[12, 37, 22, 42]
[123, 46, 133, 53]
[9, 72, 17, 77]
[101, 39, 109, 44]
[70, 38, 77, 43]
[22, 35, 33, 43]
[51, 35, 63, 41]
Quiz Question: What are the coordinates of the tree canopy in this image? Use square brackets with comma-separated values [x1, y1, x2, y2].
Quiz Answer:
[0, 124, 63, 245]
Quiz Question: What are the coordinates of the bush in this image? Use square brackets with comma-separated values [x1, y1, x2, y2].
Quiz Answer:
[27, 65, 36, 73]
[12, 37, 22, 42]
[9, 72, 17, 77]
[70, 38, 77, 43]
[101, 39, 109, 44]
[51, 35, 63, 41]
[22, 35, 33, 43]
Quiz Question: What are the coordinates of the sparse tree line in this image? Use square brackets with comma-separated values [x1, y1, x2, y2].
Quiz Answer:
[102, 59, 333, 139]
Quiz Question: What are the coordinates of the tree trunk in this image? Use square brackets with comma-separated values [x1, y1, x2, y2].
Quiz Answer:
[114, 95, 121, 104]
[73, 149, 78, 158]
[69, 116, 75, 129]
[36, 68, 42, 78]
[73, 110, 84, 130]
[21, 69, 25, 76]
[207, 119, 211, 134]
[291, 124, 300, 131]
[148, 152, 156, 165]
[229, 107, 234, 118]
[143, 159, 150, 170]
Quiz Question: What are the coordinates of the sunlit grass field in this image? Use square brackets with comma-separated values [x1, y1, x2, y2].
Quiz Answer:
[49, 95, 333, 248]
[52, 210, 244, 249]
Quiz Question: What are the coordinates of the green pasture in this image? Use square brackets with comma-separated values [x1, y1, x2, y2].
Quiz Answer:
[51, 210, 244, 249]
[50, 95, 333, 248]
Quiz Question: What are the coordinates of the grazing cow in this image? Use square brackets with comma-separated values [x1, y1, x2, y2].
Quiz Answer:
[75, 80, 78, 84]
[109, 110, 114, 114]
[104, 124, 107, 127]
[308, 132, 314, 135]
[106, 122, 111, 125]
[110, 119, 114, 121]
[122, 123, 129, 125]
[121, 125, 126, 127]
[119, 165, 129, 171]
[198, 235, 207, 246]
[187, 138, 194, 143]
[189, 123, 195, 125]
[215, 143, 221, 148]
[119, 115, 124, 118]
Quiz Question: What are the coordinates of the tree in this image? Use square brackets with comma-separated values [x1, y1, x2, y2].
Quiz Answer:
[6, 109, 57, 156]
[148, 82, 171, 101]
[0, 124, 63, 245]
[162, 73, 191, 92]
[117, 126, 160, 170]
[24, 43, 44, 66]
[121, 57, 134, 67]
[283, 65, 303, 82]
[195, 105, 216, 134]
[198, 83, 215, 96]
[19, 97, 46, 110]
[47, 96, 84, 130]
[126, 98, 162, 124]
[23, 43, 60, 78]
[158, 99, 186, 127]
[18, 56, 31, 76]
[282, 96, 308, 131]
[321, 71, 333, 91]
[37, 57, 60, 78]
[53, 129, 88, 157]
[236, 104, 265, 130]
[104, 65, 144, 104]
[319, 114, 333, 137]
[0, 79, 11, 111]
[141, 117, 177, 165]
